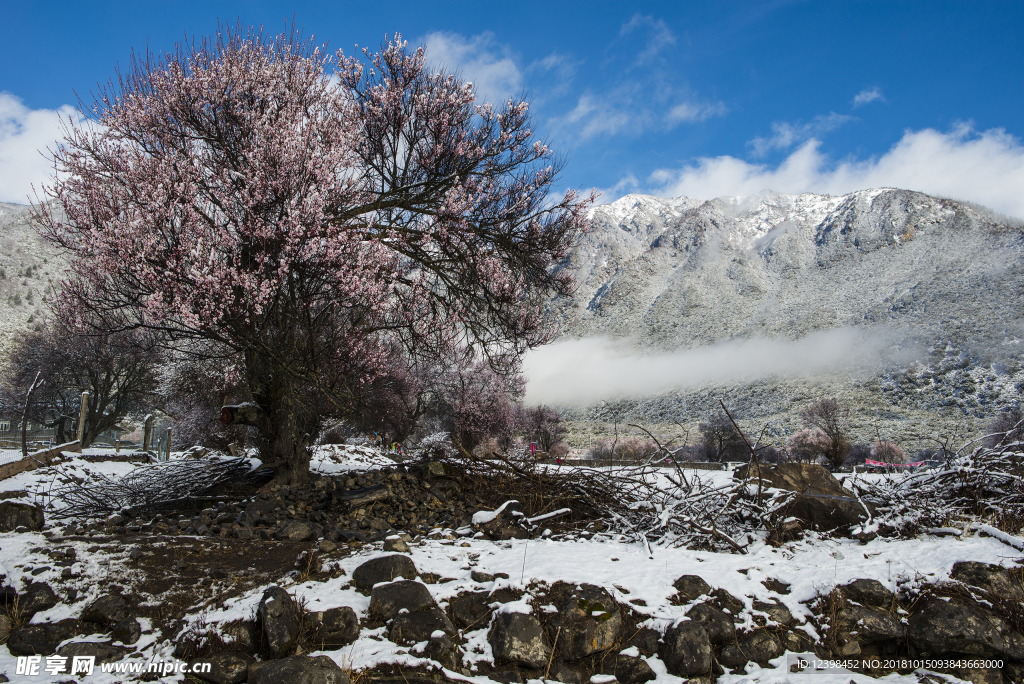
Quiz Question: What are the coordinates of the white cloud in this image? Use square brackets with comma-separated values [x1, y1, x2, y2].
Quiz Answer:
[648, 124, 1024, 219]
[419, 31, 522, 105]
[666, 100, 728, 124]
[853, 87, 884, 107]
[524, 328, 908, 405]
[747, 113, 853, 157]
[619, 14, 677, 64]
[0, 93, 79, 204]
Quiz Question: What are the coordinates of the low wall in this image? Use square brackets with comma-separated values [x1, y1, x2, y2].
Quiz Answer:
[552, 458, 728, 471]
[0, 441, 81, 482]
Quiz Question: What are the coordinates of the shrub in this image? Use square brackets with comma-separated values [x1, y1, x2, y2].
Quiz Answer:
[987, 408, 1024, 448]
[787, 428, 831, 462]
[871, 440, 906, 463]
[587, 435, 659, 461]
[698, 412, 747, 462]
[548, 441, 570, 459]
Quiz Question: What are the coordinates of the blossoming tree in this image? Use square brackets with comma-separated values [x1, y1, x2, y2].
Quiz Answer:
[36, 25, 592, 482]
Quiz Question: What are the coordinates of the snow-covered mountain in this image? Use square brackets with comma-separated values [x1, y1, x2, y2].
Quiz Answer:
[550, 188, 1024, 441]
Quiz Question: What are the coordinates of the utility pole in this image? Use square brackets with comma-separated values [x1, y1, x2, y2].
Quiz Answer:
[76, 391, 90, 446]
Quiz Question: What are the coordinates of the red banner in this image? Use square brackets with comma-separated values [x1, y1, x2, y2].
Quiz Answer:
[864, 459, 925, 468]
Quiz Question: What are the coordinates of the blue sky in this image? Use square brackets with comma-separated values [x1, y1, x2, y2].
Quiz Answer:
[3, 1, 1023, 216]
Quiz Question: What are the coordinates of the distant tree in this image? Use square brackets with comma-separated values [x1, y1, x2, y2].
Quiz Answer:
[871, 440, 905, 463]
[524, 405, 566, 452]
[799, 398, 850, 470]
[429, 358, 524, 454]
[786, 428, 831, 463]
[845, 443, 872, 467]
[986, 408, 1024, 448]
[698, 412, 747, 462]
[3, 326, 159, 447]
[35, 26, 592, 483]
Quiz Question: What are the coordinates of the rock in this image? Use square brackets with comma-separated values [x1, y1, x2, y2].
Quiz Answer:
[685, 603, 735, 644]
[0, 501, 44, 531]
[783, 493, 869, 532]
[839, 579, 894, 609]
[489, 612, 551, 668]
[0, 614, 11, 642]
[249, 655, 349, 684]
[0, 585, 17, 606]
[553, 584, 623, 661]
[190, 652, 255, 684]
[20, 582, 57, 614]
[736, 462, 851, 497]
[369, 580, 435, 622]
[951, 561, 1024, 601]
[423, 632, 458, 670]
[450, 591, 495, 629]
[112, 617, 142, 645]
[352, 555, 418, 594]
[659, 620, 712, 678]
[56, 641, 129, 666]
[753, 599, 795, 626]
[222, 620, 259, 653]
[318, 606, 360, 649]
[275, 521, 316, 542]
[389, 608, 456, 644]
[836, 605, 904, 644]
[711, 588, 745, 619]
[1005, 661, 1024, 683]
[82, 594, 133, 627]
[383, 537, 410, 553]
[550, 662, 586, 684]
[625, 626, 661, 655]
[475, 501, 529, 540]
[718, 630, 785, 669]
[672, 575, 712, 601]
[257, 586, 300, 658]
[599, 655, 656, 684]
[908, 598, 1024, 658]
[761, 578, 791, 594]
[471, 570, 496, 583]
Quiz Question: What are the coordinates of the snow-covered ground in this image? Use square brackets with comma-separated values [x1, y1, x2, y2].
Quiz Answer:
[0, 447, 1017, 683]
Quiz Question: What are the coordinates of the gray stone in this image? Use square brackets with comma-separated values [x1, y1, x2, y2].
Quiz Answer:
[685, 602, 735, 644]
[600, 655, 656, 684]
[0, 614, 12, 643]
[388, 607, 455, 645]
[0, 501, 44, 532]
[718, 630, 785, 669]
[7, 620, 85, 656]
[450, 591, 495, 629]
[190, 651, 255, 684]
[839, 579, 894, 609]
[383, 537, 410, 553]
[56, 641, 129, 667]
[82, 594, 133, 627]
[222, 620, 258, 653]
[352, 555, 418, 594]
[672, 575, 712, 601]
[249, 655, 349, 684]
[550, 662, 586, 684]
[625, 626, 661, 655]
[257, 586, 299, 658]
[423, 632, 458, 670]
[369, 580, 434, 622]
[909, 598, 1024, 658]
[659, 620, 712, 678]
[20, 582, 57, 615]
[318, 606, 360, 648]
[836, 605, 904, 644]
[951, 561, 1024, 601]
[552, 583, 623, 661]
[489, 612, 551, 669]
[112, 617, 142, 645]
[712, 588, 745, 619]
[275, 521, 316, 542]
[475, 501, 529, 540]
[753, 599, 795, 626]
[783, 492, 869, 532]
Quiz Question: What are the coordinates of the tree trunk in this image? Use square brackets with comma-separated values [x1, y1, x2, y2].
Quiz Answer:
[22, 372, 42, 458]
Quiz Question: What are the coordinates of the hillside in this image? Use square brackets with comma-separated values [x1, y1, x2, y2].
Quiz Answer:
[547, 188, 1024, 448]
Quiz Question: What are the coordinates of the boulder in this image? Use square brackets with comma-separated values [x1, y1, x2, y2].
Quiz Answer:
[389, 608, 455, 645]
[549, 662, 586, 684]
[222, 620, 259, 653]
[257, 586, 299, 658]
[450, 591, 495, 629]
[684, 603, 735, 644]
[908, 598, 1024, 658]
[0, 614, 12, 642]
[82, 594, 134, 627]
[950, 561, 1024, 601]
[369, 580, 435, 622]
[711, 588, 745, 619]
[783, 493, 869, 532]
[474, 501, 529, 540]
[552, 584, 623, 660]
[190, 652, 255, 684]
[56, 641, 129, 667]
[383, 537, 410, 553]
[624, 626, 661, 655]
[489, 612, 551, 669]
[836, 605, 904, 644]
[352, 555, 418, 594]
[20, 582, 57, 615]
[0, 501, 44, 531]
[753, 599, 795, 626]
[275, 521, 316, 542]
[423, 632, 458, 670]
[839, 579, 894, 609]
[112, 617, 142, 645]
[318, 607, 360, 648]
[599, 654, 656, 684]
[672, 575, 712, 601]
[718, 630, 785, 669]
[737, 462, 852, 497]
[249, 655, 349, 684]
[659, 620, 712, 678]
[6, 619, 85, 656]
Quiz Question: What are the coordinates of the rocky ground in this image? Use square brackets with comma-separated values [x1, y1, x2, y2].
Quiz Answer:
[0, 447, 1020, 684]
